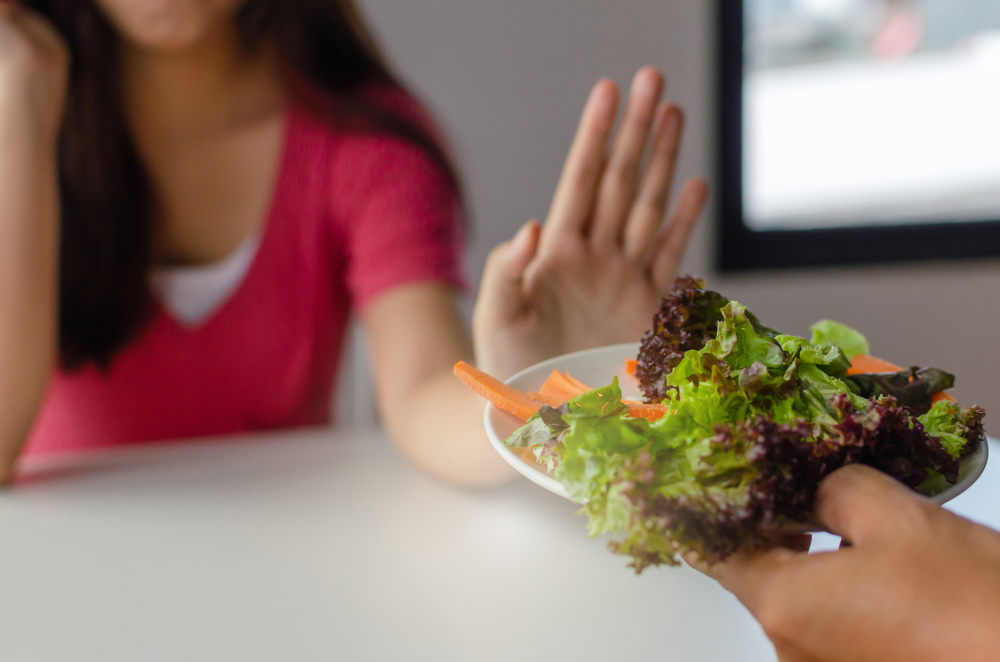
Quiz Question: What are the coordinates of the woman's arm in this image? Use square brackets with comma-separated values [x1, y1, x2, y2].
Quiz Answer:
[0, 7, 68, 481]
[363, 283, 511, 487]
[364, 67, 706, 487]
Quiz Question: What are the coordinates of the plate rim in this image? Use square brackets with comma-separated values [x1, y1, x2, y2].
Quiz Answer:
[485, 342, 645, 499]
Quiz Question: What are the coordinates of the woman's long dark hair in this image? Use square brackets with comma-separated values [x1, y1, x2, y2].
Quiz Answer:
[27, 0, 460, 369]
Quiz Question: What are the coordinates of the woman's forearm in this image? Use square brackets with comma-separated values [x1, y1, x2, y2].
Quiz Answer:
[363, 283, 517, 488]
[383, 368, 516, 488]
[0, 110, 61, 479]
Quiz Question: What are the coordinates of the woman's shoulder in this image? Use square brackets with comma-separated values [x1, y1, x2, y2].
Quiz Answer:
[287, 77, 442, 154]
[285, 80, 456, 214]
[276, 78, 465, 308]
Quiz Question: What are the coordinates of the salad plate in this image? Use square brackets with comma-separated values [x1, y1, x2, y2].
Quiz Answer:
[484, 342, 989, 507]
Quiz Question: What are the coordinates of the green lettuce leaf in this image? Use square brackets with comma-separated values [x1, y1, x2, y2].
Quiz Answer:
[504, 414, 551, 448]
[809, 319, 870, 360]
[503, 279, 985, 573]
[776, 333, 852, 378]
[707, 302, 785, 371]
[918, 400, 981, 460]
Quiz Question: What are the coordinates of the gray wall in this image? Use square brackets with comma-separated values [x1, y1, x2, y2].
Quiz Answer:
[351, 0, 1000, 426]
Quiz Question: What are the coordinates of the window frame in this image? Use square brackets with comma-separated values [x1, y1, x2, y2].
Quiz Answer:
[716, 0, 1000, 272]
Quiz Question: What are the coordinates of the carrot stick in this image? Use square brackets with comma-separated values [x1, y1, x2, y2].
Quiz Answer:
[625, 359, 638, 375]
[563, 371, 593, 393]
[456, 361, 666, 422]
[538, 370, 587, 403]
[625, 403, 667, 421]
[528, 391, 566, 408]
[453, 361, 546, 421]
[847, 354, 902, 375]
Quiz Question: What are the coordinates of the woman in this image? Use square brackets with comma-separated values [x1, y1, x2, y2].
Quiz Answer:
[0, 0, 706, 485]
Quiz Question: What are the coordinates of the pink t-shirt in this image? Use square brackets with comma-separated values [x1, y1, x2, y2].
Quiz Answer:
[25, 98, 465, 455]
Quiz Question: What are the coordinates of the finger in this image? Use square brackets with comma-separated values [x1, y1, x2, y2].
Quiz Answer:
[649, 178, 708, 290]
[813, 464, 921, 545]
[544, 80, 619, 237]
[590, 66, 664, 250]
[476, 220, 541, 322]
[623, 103, 683, 258]
[688, 545, 801, 604]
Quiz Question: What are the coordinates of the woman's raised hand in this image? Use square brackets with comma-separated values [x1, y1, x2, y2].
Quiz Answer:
[475, 67, 707, 378]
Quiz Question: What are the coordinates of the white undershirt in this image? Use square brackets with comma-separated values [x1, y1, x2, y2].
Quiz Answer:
[151, 230, 263, 327]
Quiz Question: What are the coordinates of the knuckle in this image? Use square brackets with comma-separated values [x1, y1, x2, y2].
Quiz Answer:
[471, 301, 488, 329]
[486, 241, 509, 262]
[640, 193, 667, 218]
[571, 162, 601, 190]
[481, 243, 509, 275]
[584, 117, 611, 140]
[530, 255, 562, 278]
[659, 139, 681, 161]
[608, 158, 637, 186]
[539, 240, 572, 263]
[894, 496, 937, 538]
[754, 594, 797, 643]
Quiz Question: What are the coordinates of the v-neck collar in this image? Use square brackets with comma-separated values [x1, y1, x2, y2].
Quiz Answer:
[154, 107, 297, 334]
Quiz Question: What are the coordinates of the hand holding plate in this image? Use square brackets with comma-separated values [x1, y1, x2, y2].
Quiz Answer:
[691, 464, 1000, 662]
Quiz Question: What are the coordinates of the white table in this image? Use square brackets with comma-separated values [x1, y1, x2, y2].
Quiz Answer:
[0, 430, 996, 662]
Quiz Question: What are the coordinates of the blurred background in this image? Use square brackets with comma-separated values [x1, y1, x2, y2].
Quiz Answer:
[745, 0, 1000, 229]
[336, 0, 1000, 430]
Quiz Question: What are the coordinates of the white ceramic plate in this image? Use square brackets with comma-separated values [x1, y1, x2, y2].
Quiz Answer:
[484, 342, 989, 506]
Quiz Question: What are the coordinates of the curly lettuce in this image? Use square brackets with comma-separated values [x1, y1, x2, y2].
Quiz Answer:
[505, 280, 986, 572]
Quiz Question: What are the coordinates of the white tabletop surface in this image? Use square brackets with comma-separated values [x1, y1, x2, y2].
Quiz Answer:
[1, 429, 997, 662]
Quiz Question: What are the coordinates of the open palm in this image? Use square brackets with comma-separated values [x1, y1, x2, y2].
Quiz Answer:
[475, 67, 707, 379]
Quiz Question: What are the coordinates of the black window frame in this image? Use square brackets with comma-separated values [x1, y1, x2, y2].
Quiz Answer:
[716, 0, 1000, 272]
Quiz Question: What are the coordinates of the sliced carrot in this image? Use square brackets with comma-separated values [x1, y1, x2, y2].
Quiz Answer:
[563, 371, 593, 393]
[537, 370, 595, 407]
[456, 362, 665, 422]
[847, 354, 902, 375]
[527, 391, 566, 408]
[625, 359, 638, 375]
[932, 391, 956, 404]
[538, 370, 588, 403]
[454, 361, 546, 421]
[625, 403, 667, 422]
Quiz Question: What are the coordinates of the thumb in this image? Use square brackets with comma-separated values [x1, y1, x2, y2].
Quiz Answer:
[477, 220, 541, 321]
[501, 220, 541, 280]
[813, 464, 922, 546]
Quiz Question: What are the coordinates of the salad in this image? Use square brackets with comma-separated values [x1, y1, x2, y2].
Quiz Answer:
[455, 277, 985, 572]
